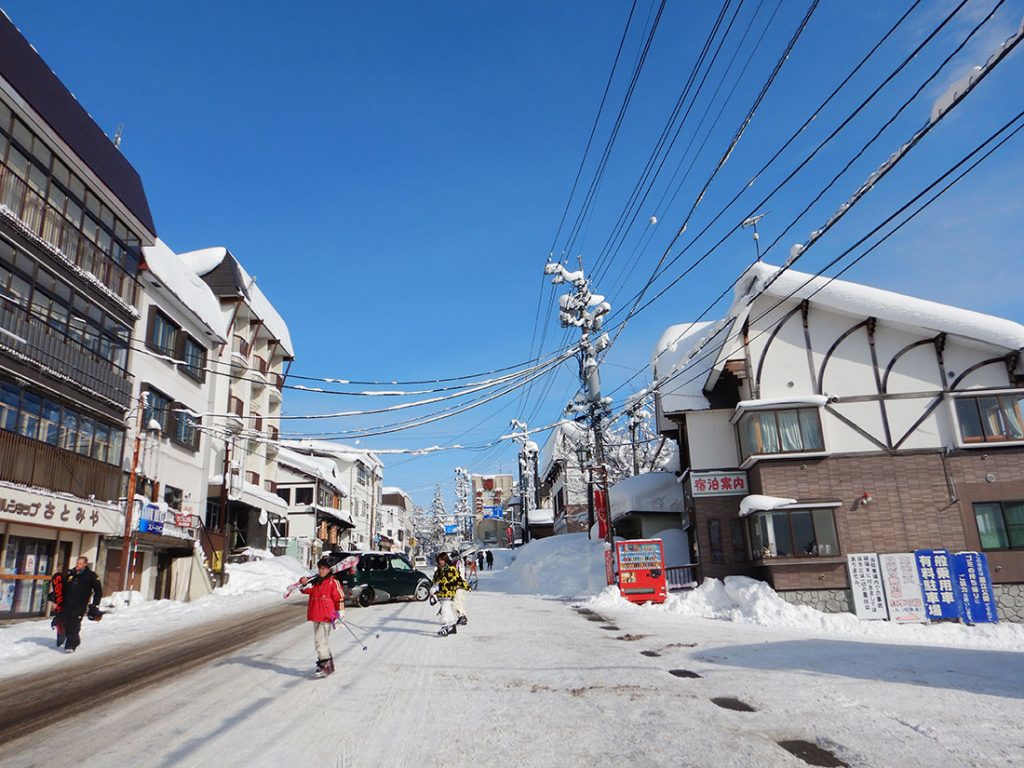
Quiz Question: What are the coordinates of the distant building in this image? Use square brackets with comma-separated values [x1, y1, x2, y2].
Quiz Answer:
[380, 486, 414, 554]
[537, 422, 589, 535]
[470, 473, 513, 545]
[282, 441, 382, 550]
[276, 447, 350, 566]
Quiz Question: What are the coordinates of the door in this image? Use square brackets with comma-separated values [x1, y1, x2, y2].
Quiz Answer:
[103, 548, 144, 596]
[1, 536, 67, 618]
[388, 555, 418, 596]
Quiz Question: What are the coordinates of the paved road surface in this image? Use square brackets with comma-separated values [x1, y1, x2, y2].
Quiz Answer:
[1, 588, 1021, 767]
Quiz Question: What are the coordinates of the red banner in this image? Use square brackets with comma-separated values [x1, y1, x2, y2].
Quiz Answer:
[595, 489, 608, 539]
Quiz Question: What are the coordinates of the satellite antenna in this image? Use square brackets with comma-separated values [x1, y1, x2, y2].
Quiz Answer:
[741, 212, 768, 261]
[113, 123, 124, 149]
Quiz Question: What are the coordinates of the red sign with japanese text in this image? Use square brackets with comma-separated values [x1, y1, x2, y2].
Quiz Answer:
[595, 489, 608, 539]
[614, 539, 667, 604]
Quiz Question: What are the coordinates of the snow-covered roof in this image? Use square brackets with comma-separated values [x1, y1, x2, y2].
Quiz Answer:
[179, 246, 295, 358]
[539, 421, 587, 480]
[140, 239, 228, 342]
[738, 494, 798, 518]
[741, 261, 1024, 352]
[282, 440, 384, 470]
[651, 321, 728, 414]
[527, 507, 554, 525]
[608, 472, 685, 522]
[277, 447, 349, 496]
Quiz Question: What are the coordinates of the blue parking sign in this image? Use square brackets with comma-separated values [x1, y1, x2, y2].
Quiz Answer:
[952, 552, 999, 624]
[913, 549, 964, 622]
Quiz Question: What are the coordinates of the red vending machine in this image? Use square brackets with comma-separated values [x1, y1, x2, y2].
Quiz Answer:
[614, 539, 667, 604]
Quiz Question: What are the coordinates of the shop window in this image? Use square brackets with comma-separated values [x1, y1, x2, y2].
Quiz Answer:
[738, 408, 824, 462]
[955, 393, 1024, 444]
[747, 508, 839, 560]
[708, 519, 724, 564]
[973, 501, 1024, 550]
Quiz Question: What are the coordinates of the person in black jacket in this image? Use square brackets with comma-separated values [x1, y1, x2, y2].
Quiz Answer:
[58, 557, 102, 653]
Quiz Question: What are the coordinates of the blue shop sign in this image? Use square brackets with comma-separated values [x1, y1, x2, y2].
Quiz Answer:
[913, 549, 963, 622]
[952, 551, 999, 624]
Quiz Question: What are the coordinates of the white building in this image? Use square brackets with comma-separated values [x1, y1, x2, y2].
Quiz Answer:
[380, 486, 414, 554]
[275, 447, 351, 566]
[650, 261, 1024, 619]
[105, 238, 227, 600]
[180, 247, 294, 555]
[282, 440, 382, 550]
[537, 422, 589, 535]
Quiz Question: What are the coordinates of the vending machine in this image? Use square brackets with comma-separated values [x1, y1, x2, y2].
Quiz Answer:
[614, 539, 667, 604]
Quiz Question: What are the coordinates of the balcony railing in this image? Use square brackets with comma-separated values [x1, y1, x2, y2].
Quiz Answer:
[251, 413, 263, 432]
[0, 306, 132, 408]
[0, 165, 138, 306]
[0, 429, 121, 501]
[232, 335, 250, 358]
[272, 373, 284, 390]
[228, 396, 244, 416]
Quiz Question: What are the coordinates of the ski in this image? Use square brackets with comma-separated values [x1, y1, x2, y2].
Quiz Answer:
[284, 555, 358, 599]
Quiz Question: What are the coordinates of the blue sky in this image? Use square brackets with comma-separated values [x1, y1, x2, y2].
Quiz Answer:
[4, 0, 1022, 509]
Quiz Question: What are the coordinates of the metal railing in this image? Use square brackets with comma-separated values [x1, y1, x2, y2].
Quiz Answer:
[0, 165, 138, 305]
[666, 564, 699, 591]
[0, 429, 121, 499]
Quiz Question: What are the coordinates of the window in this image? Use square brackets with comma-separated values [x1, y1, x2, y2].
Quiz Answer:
[76, 417, 93, 456]
[143, 387, 173, 434]
[295, 487, 314, 506]
[245, 471, 260, 486]
[390, 556, 411, 571]
[747, 507, 839, 559]
[18, 390, 40, 439]
[955, 393, 1024, 444]
[708, 519, 724, 563]
[91, 424, 110, 463]
[172, 410, 199, 451]
[973, 501, 1024, 550]
[276, 487, 292, 505]
[730, 519, 746, 562]
[0, 381, 19, 431]
[357, 464, 369, 486]
[181, 336, 206, 383]
[738, 408, 824, 461]
[147, 310, 178, 356]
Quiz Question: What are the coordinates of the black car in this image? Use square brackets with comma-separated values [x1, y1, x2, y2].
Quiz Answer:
[326, 551, 433, 607]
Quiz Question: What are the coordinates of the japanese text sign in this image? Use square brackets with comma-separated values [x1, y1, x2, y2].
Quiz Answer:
[879, 553, 926, 623]
[0, 483, 120, 535]
[952, 551, 998, 624]
[914, 549, 963, 622]
[847, 553, 889, 620]
[690, 471, 748, 497]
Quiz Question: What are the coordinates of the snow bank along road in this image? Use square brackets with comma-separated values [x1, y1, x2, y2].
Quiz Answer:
[2, 588, 1022, 767]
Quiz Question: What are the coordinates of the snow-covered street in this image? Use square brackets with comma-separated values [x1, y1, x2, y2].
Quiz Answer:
[2, 568, 1022, 768]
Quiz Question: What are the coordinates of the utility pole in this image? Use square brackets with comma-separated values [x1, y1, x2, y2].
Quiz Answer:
[119, 392, 147, 593]
[509, 419, 537, 547]
[627, 399, 644, 476]
[219, 435, 233, 583]
[544, 260, 612, 547]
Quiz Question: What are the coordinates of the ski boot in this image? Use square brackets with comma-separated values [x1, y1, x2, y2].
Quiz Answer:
[313, 658, 330, 678]
[437, 624, 457, 637]
[324, 656, 335, 676]
[456, 615, 468, 626]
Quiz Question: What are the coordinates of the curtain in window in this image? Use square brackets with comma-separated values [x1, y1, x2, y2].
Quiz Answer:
[978, 397, 1003, 439]
[973, 503, 1009, 549]
[799, 409, 824, 450]
[778, 410, 803, 451]
[999, 396, 1024, 440]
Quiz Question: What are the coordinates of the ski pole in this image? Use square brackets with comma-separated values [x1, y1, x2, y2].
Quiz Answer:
[341, 620, 369, 651]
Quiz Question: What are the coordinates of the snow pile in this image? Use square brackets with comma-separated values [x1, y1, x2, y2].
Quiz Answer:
[738, 494, 797, 517]
[218, 555, 307, 596]
[484, 533, 608, 598]
[587, 576, 1024, 651]
[609, 471, 683, 520]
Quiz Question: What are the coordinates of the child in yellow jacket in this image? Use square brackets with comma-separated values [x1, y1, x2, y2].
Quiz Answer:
[431, 551, 469, 637]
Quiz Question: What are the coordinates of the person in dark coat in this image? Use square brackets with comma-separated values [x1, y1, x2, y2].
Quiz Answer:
[476, 551, 484, 571]
[59, 556, 102, 653]
[485, 550, 494, 570]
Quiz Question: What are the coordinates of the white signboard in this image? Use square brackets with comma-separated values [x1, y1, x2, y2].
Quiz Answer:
[0, 482, 121, 535]
[690, 471, 748, 497]
[879, 553, 927, 623]
[847, 553, 889, 620]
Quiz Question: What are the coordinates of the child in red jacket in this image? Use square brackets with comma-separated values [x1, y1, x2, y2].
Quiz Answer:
[300, 557, 343, 678]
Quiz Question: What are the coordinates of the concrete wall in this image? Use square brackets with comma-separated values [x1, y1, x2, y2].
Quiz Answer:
[686, 410, 738, 469]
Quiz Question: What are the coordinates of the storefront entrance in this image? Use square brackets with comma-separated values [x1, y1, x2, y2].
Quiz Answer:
[0, 535, 71, 618]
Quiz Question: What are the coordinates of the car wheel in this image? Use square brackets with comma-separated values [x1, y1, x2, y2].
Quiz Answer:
[414, 581, 430, 601]
[357, 588, 375, 608]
